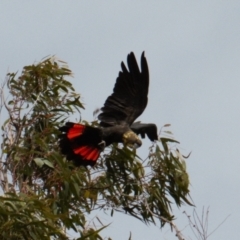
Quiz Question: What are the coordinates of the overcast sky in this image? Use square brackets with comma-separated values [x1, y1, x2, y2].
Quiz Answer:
[1, 1, 240, 239]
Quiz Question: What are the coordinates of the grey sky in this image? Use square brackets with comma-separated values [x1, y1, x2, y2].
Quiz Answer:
[1, 1, 240, 239]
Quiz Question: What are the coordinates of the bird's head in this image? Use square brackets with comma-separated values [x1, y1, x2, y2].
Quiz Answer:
[122, 131, 142, 149]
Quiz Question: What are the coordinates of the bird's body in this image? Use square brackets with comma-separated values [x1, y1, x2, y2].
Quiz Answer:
[102, 124, 131, 146]
[59, 52, 158, 166]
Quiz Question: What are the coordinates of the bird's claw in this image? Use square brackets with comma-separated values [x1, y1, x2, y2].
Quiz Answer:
[98, 140, 106, 150]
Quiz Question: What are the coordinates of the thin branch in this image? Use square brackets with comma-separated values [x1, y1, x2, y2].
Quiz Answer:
[207, 213, 230, 238]
[183, 208, 230, 240]
[0, 80, 9, 193]
[145, 199, 185, 240]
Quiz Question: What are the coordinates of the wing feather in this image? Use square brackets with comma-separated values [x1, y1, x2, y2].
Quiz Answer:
[98, 52, 149, 126]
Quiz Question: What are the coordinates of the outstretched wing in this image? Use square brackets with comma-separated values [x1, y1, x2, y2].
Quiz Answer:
[98, 52, 149, 127]
[130, 122, 158, 141]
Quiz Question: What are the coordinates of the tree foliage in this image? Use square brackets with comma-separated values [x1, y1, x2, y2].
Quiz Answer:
[0, 57, 191, 239]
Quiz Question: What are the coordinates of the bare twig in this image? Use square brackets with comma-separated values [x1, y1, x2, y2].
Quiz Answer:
[183, 207, 230, 240]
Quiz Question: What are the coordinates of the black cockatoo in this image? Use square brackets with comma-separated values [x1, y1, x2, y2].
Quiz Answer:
[59, 52, 158, 166]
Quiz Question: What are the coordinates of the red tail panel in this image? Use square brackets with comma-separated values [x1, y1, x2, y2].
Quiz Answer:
[67, 124, 85, 139]
[86, 148, 100, 161]
[59, 122, 103, 166]
[74, 146, 92, 157]
[74, 146, 100, 161]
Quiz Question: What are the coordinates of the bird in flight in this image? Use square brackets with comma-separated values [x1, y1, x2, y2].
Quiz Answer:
[59, 52, 158, 166]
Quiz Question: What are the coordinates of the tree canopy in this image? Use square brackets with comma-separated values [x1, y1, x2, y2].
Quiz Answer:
[0, 57, 191, 240]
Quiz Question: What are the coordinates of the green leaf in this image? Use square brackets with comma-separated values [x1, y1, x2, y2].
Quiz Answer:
[33, 158, 44, 168]
[43, 160, 54, 169]
[160, 137, 180, 144]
